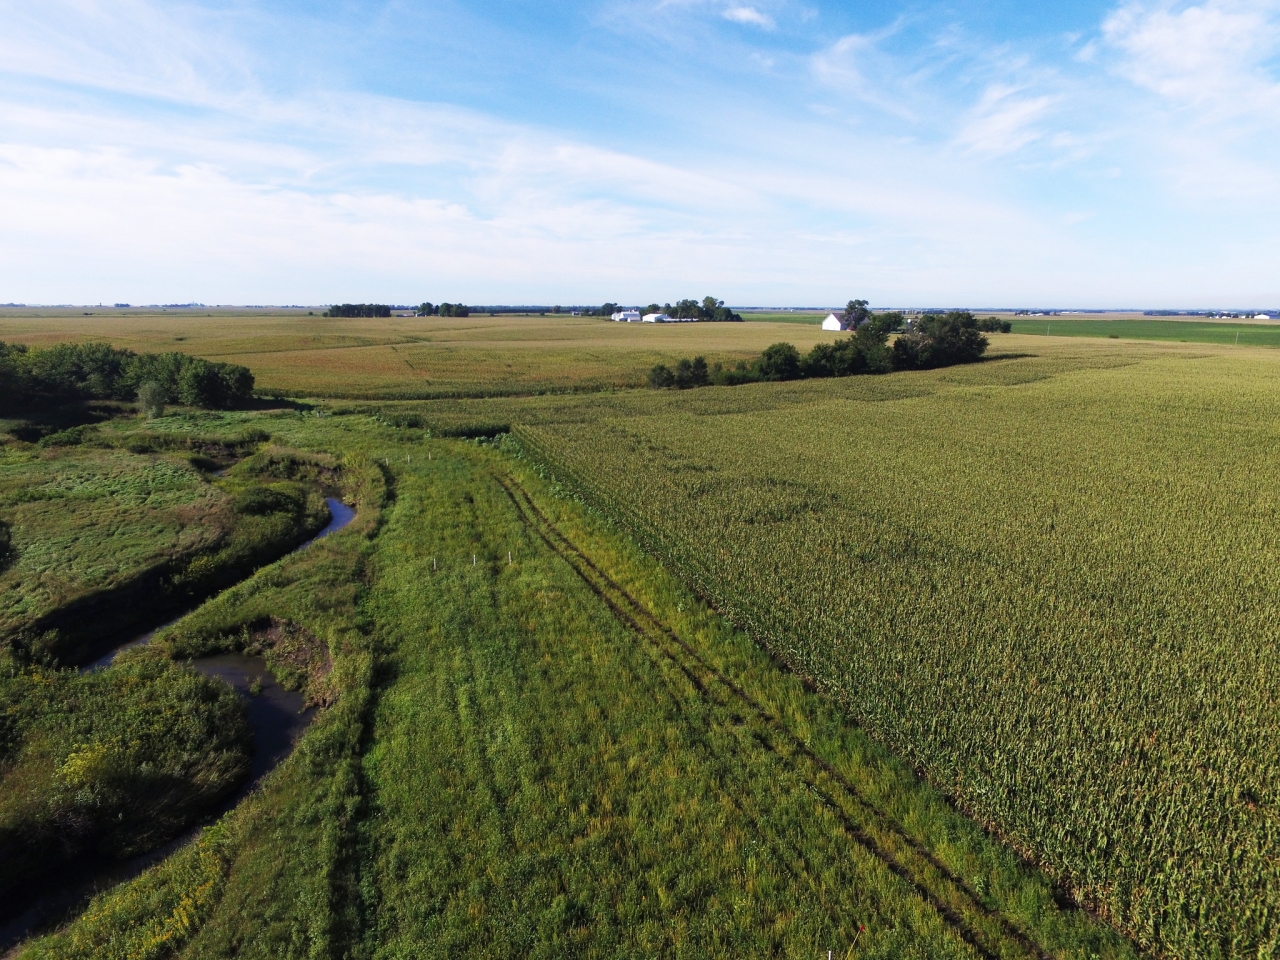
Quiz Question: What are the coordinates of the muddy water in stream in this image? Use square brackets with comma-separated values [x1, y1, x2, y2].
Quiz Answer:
[0, 497, 355, 953]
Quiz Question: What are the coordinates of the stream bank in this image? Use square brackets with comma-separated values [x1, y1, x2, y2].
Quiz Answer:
[0, 497, 356, 953]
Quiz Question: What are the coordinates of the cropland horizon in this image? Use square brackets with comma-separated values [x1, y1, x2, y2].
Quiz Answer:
[2, 308, 1280, 959]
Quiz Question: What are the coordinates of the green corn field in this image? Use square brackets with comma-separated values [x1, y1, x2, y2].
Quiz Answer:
[511, 346, 1280, 958]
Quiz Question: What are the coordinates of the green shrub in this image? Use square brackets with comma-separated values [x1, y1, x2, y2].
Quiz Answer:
[231, 486, 301, 517]
[0, 647, 251, 897]
[755, 342, 802, 381]
[136, 381, 166, 419]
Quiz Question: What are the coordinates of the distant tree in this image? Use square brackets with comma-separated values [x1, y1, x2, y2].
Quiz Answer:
[324, 303, 392, 318]
[136, 381, 166, 419]
[177, 358, 226, 408]
[842, 299, 871, 330]
[698, 296, 743, 322]
[671, 299, 700, 319]
[691, 355, 709, 385]
[801, 320, 892, 379]
[892, 311, 988, 370]
[755, 342, 802, 381]
[553, 305, 562, 314]
[645, 304, 662, 316]
[417, 302, 437, 316]
[976, 316, 1012, 333]
[647, 364, 676, 388]
[219, 364, 255, 403]
[673, 356, 710, 388]
[0, 341, 252, 414]
[864, 312, 904, 336]
[0, 342, 30, 409]
[851, 322, 893, 372]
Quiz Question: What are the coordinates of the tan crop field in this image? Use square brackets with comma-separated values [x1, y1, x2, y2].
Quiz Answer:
[0, 310, 838, 398]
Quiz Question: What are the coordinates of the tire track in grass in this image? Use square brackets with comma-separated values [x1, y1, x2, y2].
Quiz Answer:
[495, 471, 1057, 960]
[494, 471, 966, 952]
[493, 477, 874, 948]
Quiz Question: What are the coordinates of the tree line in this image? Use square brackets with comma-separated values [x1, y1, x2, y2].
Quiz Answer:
[648, 310, 1001, 389]
[415, 303, 470, 317]
[586, 297, 742, 321]
[323, 304, 393, 318]
[0, 341, 255, 414]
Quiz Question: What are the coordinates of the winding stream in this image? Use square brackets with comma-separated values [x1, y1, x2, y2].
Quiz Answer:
[0, 497, 356, 953]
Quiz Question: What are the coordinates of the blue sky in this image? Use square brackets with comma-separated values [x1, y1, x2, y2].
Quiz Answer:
[2, 0, 1279, 307]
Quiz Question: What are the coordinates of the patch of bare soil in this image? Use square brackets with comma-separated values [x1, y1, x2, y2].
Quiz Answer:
[243, 617, 335, 706]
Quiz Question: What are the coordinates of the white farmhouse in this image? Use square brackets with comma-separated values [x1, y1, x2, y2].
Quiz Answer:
[822, 313, 843, 331]
[611, 310, 641, 322]
[642, 313, 670, 323]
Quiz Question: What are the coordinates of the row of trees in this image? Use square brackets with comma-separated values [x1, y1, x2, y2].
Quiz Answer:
[648, 310, 993, 389]
[0, 341, 255, 413]
[416, 303, 470, 317]
[323, 304, 392, 318]
[665, 297, 744, 322]
[836, 300, 1010, 334]
[586, 297, 742, 321]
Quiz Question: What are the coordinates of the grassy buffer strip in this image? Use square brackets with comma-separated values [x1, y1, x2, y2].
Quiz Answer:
[491, 450, 1138, 959]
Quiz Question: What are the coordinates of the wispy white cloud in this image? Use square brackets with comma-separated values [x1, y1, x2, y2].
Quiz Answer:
[954, 84, 1056, 155]
[1103, 0, 1280, 118]
[810, 26, 925, 120]
[0, 0, 254, 107]
[1099, 0, 1280, 202]
[2, 0, 1280, 305]
[723, 6, 774, 29]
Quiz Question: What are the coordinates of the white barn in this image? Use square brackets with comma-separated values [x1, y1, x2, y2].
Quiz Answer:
[611, 310, 641, 322]
[822, 313, 843, 331]
[642, 313, 670, 323]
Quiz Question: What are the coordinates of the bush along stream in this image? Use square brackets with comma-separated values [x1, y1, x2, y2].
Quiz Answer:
[0, 481, 359, 951]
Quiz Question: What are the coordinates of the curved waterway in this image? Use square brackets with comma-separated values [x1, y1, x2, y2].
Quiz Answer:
[0, 497, 356, 954]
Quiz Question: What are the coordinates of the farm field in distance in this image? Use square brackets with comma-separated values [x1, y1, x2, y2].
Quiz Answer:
[4, 310, 1280, 958]
[1008, 316, 1280, 345]
[0, 309, 837, 399]
[741, 307, 1280, 349]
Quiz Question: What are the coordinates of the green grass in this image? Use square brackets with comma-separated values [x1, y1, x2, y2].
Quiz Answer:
[1010, 316, 1280, 345]
[0, 411, 333, 664]
[741, 311, 830, 324]
[15, 415, 386, 960]
[0, 407, 349, 932]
